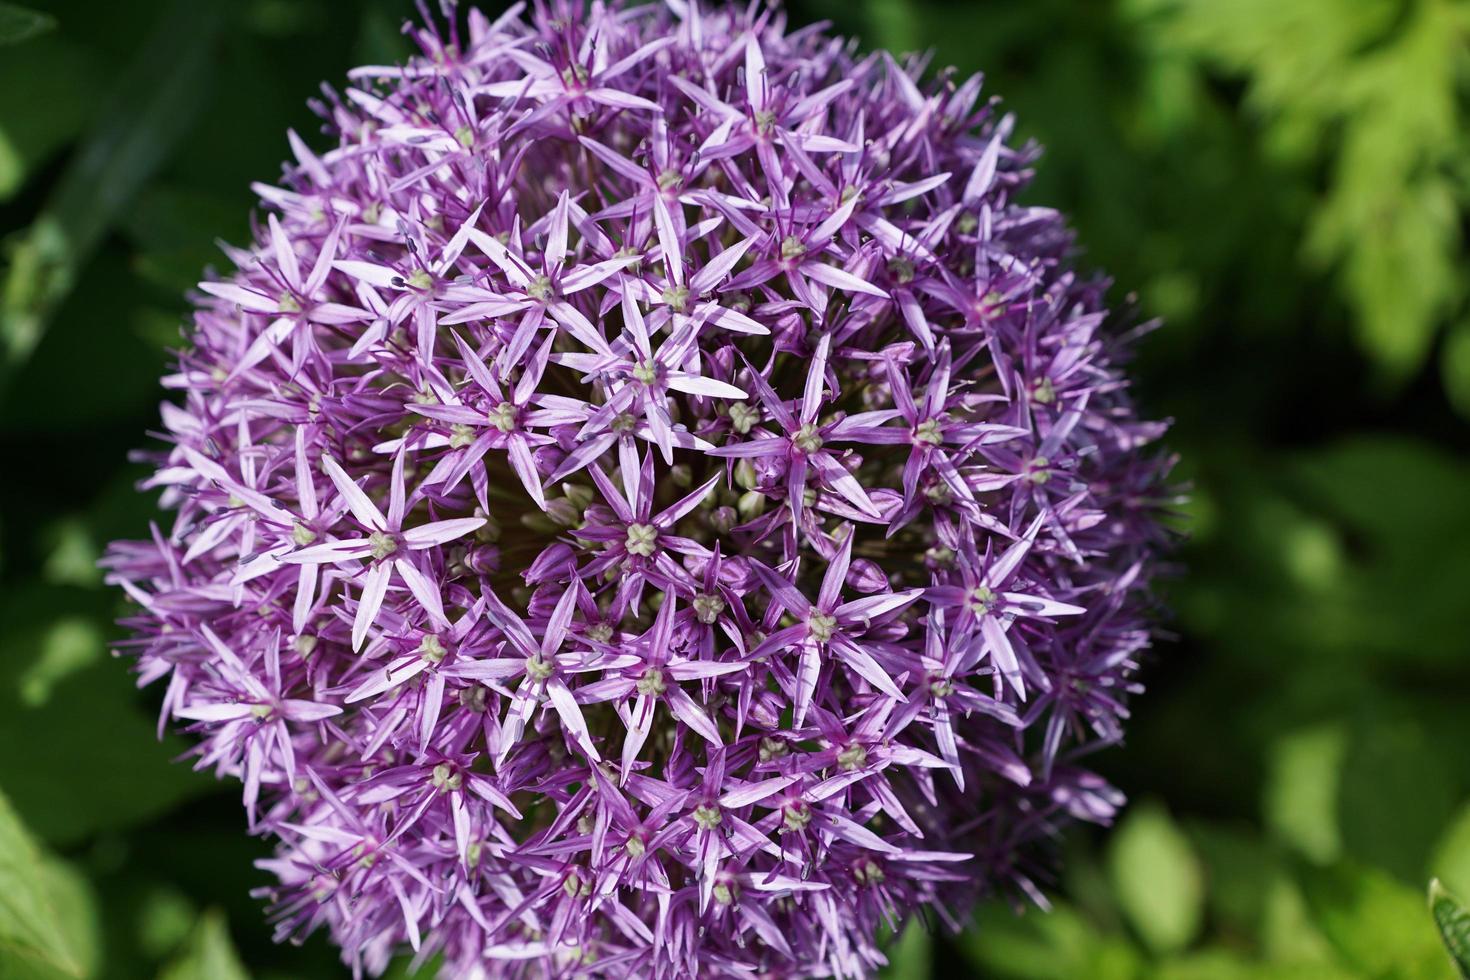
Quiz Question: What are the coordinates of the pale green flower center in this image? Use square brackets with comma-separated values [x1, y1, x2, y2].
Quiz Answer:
[792, 423, 823, 454]
[662, 284, 690, 312]
[779, 235, 806, 260]
[368, 531, 398, 560]
[625, 523, 658, 557]
[728, 402, 760, 435]
[636, 667, 667, 697]
[431, 763, 462, 792]
[782, 802, 812, 832]
[525, 654, 555, 681]
[967, 585, 996, 616]
[631, 359, 659, 385]
[693, 804, 723, 830]
[693, 593, 725, 625]
[527, 275, 554, 301]
[418, 634, 447, 663]
[914, 418, 944, 445]
[837, 743, 868, 771]
[808, 610, 838, 643]
[292, 523, 317, 547]
[449, 423, 476, 448]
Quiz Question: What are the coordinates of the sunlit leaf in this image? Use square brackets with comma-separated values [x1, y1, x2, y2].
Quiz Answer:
[1108, 801, 1204, 954]
[157, 910, 249, 980]
[1299, 860, 1447, 976]
[1430, 879, 1470, 979]
[0, 784, 94, 978]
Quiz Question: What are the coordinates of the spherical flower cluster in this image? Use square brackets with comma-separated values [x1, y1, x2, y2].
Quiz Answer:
[105, 2, 1174, 977]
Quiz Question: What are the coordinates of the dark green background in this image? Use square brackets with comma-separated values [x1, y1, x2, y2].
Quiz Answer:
[2, 0, 1469, 976]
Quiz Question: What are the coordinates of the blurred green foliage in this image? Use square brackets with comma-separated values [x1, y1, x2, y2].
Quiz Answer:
[0, 0, 1467, 977]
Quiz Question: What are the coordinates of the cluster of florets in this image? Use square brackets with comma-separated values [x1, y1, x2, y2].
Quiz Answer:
[104, 1, 1173, 977]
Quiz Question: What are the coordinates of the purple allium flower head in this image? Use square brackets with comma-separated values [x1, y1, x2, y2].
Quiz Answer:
[105, 1, 1176, 976]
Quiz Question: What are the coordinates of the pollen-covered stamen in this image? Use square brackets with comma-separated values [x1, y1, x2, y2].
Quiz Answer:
[625, 523, 658, 557]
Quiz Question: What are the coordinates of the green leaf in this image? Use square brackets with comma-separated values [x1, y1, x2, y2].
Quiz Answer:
[1164, 0, 1466, 379]
[960, 901, 1142, 980]
[1430, 879, 1470, 979]
[1337, 713, 1458, 883]
[157, 911, 250, 980]
[0, 0, 226, 393]
[1433, 806, 1470, 911]
[0, 3, 54, 46]
[34, 859, 100, 980]
[1298, 859, 1448, 977]
[1108, 800, 1204, 955]
[879, 920, 932, 979]
[1442, 321, 1470, 421]
[0, 783, 93, 978]
[0, 585, 216, 844]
